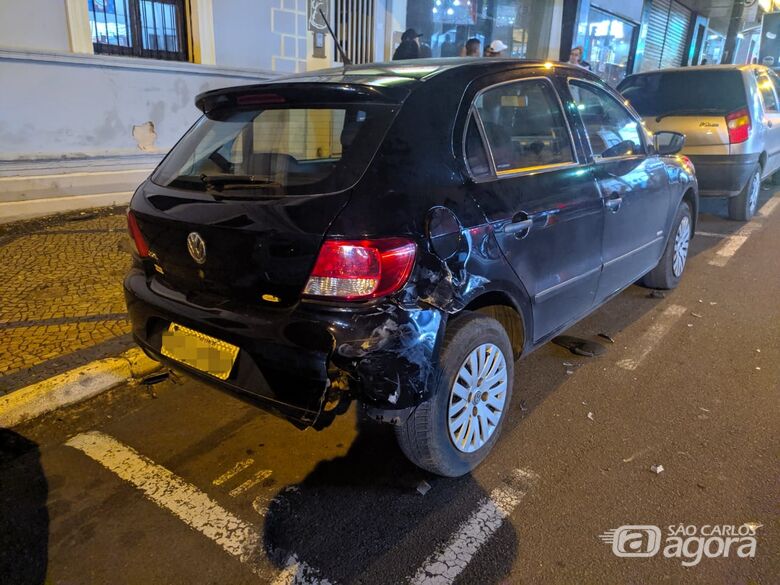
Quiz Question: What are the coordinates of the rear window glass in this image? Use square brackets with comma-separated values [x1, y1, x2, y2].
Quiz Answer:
[618, 70, 746, 117]
[152, 104, 396, 196]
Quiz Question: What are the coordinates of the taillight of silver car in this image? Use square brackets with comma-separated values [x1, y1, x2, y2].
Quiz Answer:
[726, 108, 751, 144]
[303, 238, 416, 301]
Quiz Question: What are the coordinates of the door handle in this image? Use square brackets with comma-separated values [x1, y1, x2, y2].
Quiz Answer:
[504, 218, 534, 239]
[605, 196, 623, 213]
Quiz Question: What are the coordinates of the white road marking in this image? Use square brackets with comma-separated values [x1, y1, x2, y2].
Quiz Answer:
[709, 223, 762, 267]
[616, 304, 687, 371]
[213, 458, 254, 486]
[759, 197, 780, 217]
[695, 231, 728, 239]
[66, 431, 272, 579]
[409, 469, 537, 585]
[271, 554, 334, 585]
[229, 469, 274, 497]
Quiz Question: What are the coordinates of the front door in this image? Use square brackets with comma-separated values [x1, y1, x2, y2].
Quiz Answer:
[567, 79, 671, 301]
[465, 75, 604, 342]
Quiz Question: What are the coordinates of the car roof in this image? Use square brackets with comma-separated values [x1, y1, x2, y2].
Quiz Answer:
[625, 64, 763, 77]
[196, 59, 597, 112]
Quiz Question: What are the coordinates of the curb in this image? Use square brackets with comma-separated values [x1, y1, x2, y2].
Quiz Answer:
[0, 348, 161, 428]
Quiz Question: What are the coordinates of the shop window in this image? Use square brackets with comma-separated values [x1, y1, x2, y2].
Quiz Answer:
[583, 8, 637, 87]
[474, 80, 574, 173]
[88, 0, 188, 61]
[569, 81, 643, 159]
[405, 0, 555, 60]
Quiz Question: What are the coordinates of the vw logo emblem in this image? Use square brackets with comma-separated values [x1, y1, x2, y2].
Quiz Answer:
[186, 232, 207, 265]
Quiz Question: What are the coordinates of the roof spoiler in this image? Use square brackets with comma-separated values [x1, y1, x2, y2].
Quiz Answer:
[195, 83, 402, 115]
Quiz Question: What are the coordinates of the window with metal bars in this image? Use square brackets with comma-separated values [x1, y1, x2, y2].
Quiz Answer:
[333, 0, 375, 65]
[88, 0, 188, 61]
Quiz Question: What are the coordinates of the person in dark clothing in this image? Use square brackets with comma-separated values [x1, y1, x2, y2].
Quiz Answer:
[419, 42, 432, 58]
[393, 40, 420, 60]
[440, 34, 458, 57]
[393, 28, 422, 61]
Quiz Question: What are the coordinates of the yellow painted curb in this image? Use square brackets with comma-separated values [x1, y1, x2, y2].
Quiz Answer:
[0, 348, 160, 428]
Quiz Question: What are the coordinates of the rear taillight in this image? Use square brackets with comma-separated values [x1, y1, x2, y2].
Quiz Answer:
[303, 238, 416, 301]
[726, 108, 751, 144]
[127, 210, 149, 258]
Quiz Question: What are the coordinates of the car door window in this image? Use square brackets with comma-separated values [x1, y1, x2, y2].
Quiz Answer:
[569, 80, 644, 159]
[757, 71, 779, 112]
[464, 115, 491, 177]
[474, 79, 574, 174]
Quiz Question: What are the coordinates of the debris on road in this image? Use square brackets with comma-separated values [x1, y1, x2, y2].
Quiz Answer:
[416, 480, 432, 496]
[650, 464, 664, 474]
[699, 407, 710, 413]
[691, 312, 703, 318]
[519, 400, 528, 412]
[647, 290, 666, 299]
[597, 333, 615, 343]
[566, 369, 574, 375]
[553, 336, 607, 357]
[586, 412, 595, 421]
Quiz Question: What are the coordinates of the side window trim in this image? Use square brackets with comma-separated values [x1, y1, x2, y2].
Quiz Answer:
[466, 76, 581, 180]
[465, 107, 498, 178]
[756, 70, 779, 113]
[566, 76, 648, 162]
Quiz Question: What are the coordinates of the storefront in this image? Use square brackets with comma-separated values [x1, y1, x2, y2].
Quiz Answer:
[562, 0, 644, 85]
[404, 0, 562, 60]
[581, 5, 639, 86]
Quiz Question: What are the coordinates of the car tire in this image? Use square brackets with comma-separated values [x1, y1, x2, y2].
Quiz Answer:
[640, 201, 692, 290]
[395, 312, 514, 477]
[728, 167, 761, 221]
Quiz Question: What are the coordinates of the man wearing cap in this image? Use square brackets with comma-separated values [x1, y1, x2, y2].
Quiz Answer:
[485, 40, 508, 57]
[393, 28, 422, 61]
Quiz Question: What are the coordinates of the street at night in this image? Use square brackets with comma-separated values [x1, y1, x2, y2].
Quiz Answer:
[2, 195, 778, 584]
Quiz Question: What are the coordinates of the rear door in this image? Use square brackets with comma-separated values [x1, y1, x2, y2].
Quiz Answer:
[465, 73, 604, 342]
[756, 68, 780, 175]
[567, 79, 671, 301]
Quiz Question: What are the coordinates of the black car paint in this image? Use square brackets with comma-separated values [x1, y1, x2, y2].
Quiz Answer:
[125, 59, 698, 430]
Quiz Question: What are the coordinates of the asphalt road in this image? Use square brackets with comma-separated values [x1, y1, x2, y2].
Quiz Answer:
[2, 192, 778, 585]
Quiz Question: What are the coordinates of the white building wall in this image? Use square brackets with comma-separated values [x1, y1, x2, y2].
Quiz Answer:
[0, 0, 71, 53]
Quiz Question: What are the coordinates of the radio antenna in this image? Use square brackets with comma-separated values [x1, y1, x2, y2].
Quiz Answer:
[319, 8, 351, 65]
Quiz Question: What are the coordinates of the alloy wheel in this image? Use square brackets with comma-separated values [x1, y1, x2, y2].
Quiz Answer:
[672, 215, 691, 278]
[448, 343, 508, 453]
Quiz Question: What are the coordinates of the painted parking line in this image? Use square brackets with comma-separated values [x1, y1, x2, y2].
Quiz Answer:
[229, 469, 274, 497]
[213, 458, 255, 486]
[616, 304, 687, 371]
[409, 468, 538, 585]
[66, 431, 276, 580]
[709, 212, 778, 268]
[759, 197, 780, 217]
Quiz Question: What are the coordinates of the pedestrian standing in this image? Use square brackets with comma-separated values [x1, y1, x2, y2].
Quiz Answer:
[485, 40, 508, 57]
[393, 28, 422, 61]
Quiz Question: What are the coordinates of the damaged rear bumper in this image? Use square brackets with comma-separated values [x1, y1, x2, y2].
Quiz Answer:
[124, 269, 445, 429]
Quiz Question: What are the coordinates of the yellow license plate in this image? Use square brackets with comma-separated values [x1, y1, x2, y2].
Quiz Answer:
[161, 323, 239, 380]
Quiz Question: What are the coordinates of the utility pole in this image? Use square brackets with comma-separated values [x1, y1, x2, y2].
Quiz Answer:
[722, 0, 746, 64]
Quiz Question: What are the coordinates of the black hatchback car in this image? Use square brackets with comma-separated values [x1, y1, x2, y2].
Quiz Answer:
[125, 59, 697, 476]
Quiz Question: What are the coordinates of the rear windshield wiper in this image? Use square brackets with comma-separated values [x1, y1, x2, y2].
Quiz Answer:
[199, 174, 281, 191]
[655, 108, 724, 122]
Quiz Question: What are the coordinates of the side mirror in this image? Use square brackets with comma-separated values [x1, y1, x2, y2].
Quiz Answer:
[653, 131, 685, 156]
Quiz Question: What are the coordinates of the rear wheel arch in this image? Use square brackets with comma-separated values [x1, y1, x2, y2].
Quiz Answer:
[681, 188, 697, 233]
[460, 291, 526, 359]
